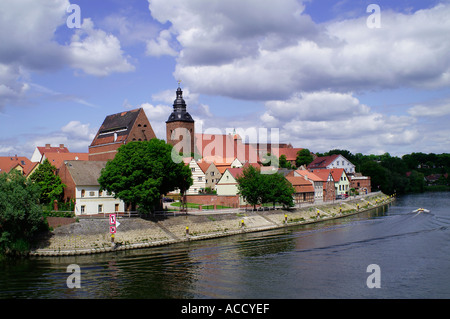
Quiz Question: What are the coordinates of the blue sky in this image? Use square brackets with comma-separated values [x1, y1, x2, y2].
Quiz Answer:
[1, 0, 450, 158]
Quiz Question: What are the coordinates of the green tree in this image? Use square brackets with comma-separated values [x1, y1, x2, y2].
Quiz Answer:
[98, 139, 193, 213]
[236, 165, 262, 210]
[360, 160, 391, 194]
[407, 170, 425, 193]
[237, 166, 295, 210]
[0, 170, 46, 255]
[278, 155, 292, 169]
[295, 149, 313, 168]
[29, 159, 65, 204]
[262, 173, 295, 208]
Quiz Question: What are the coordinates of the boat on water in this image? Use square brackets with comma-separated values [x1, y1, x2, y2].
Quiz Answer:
[412, 208, 430, 213]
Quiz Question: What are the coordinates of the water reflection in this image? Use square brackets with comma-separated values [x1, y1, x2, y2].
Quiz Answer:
[2, 194, 450, 299]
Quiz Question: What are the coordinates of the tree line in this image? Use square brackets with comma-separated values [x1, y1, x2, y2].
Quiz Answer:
[319, 149, 450, 195]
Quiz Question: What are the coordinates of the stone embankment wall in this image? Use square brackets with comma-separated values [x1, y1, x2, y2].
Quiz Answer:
[30, 193, 394, 257]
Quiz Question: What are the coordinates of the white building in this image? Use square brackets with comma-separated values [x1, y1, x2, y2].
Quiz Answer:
[307, 154, 356, 174]
[59, 160, 125, 215]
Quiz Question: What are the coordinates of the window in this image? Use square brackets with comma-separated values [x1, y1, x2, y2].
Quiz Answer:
[89, 191, 95, 197]
[81, 205, 85, 214]
[99, 190, 103, 197]
[81, 189, 85, 198]
[191, 168, 195, 172]
[198, 177, 202, 181]
[98, 205, 103, 213]
[211, 172, 215, 176]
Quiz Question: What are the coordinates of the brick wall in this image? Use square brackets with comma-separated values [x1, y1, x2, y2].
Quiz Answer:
[58, 163, 76, 202]
[88, 143, 122, 161]
[350, 177, 371, 194]
[166, 121, 195, 155]
[323, 181, 336, 201]
[185, 194, 240, 208]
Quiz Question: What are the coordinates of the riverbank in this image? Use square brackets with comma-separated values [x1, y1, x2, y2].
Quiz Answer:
[29, 192, 394, 257]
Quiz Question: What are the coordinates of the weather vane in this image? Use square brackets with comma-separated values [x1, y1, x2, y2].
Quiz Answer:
[177, 79, 182, 88]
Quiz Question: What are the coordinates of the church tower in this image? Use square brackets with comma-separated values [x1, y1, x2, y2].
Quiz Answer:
[166, 85, 195, 156]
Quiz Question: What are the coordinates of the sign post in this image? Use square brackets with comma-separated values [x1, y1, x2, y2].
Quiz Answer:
[109, 214, 117, 244]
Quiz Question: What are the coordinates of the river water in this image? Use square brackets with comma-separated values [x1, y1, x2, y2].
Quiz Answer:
[1, 192, 450, 299]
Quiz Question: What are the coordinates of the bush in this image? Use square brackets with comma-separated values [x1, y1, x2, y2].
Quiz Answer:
[0, 171, 47, 255]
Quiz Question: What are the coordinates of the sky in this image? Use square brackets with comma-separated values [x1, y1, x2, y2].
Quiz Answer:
[1, 0, 450, 159]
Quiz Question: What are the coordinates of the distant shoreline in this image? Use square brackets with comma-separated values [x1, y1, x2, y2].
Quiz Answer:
[30, 192, 394, 257]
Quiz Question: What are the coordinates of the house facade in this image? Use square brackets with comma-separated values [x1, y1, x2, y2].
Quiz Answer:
[350, 173, 371, 194]
[293, 169, 324, 203]
[216, 167, 246, 205]
[309, 169, 336, 201]
[58, 160, 125, 215]
[329, 168, 350, 196]
[198, 162, 222, 190]
[186, 158, 207, 195]
[307, 154, 356, 174]
[285, 176, 315, 204]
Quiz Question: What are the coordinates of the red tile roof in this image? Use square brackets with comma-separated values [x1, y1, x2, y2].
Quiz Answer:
[227, 167, 244, 179]
[294, 169, 322, 182]
[307, 154, 339, 170]
[0, 156, 35, 176]
[43, 152, 89, 170]
[197, 161, 211, 173]
[308, 169, 334, 182]
[37, 144, 70, 156]
[285, 176, 315, 193]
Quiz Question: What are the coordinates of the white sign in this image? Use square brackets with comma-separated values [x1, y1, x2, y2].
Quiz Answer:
[116, 220, 121, 228]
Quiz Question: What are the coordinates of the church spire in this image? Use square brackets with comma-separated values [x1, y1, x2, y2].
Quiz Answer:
[166, 83, 194, 123]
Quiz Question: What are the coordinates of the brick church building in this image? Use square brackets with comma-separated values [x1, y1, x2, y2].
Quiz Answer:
[88, 108, 156, 161]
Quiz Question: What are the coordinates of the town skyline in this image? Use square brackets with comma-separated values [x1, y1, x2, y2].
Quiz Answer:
[1, 0, 450, 159]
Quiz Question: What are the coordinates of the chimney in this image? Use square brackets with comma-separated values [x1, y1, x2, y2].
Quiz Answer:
[59, 144, 65, 149]
[45, 144, 51, 149]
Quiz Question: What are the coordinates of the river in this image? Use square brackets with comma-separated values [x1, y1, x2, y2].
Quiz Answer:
[1, 192, 450, 299]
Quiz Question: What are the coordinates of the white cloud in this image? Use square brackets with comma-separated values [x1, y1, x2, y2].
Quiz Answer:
[0, 0, 135, 109]
[146, 29, 178, 57]
[408, 98, 450, 117]
[146, 1, 450, 100]
[140, 102, 172, 139]
[68, 18, 135, 76]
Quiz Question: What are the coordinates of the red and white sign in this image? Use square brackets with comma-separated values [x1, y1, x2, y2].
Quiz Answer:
[109, 214, 116, 225]
[109, 226, 116, 234]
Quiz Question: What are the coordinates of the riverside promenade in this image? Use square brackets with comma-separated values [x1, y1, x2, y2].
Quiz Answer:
[30, 192, 394, 257]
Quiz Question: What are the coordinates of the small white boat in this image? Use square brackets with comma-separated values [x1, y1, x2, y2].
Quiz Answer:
[412, 208, 430, 213]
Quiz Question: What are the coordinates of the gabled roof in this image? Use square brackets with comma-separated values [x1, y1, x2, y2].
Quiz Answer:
[285, 176, 315, 193]
[226, 167, 244, 179]
[197, 161, 212, 173]
[329, 168, 347, 182]
[308, 169, 335, 182]
[0, 156, 35, 176]
[294, 169, 322, 182]
[63, 160, 107, 186]
[307, 154, 339, 170]
[37, 144, 69, 155]
[90, 108, 146, 147]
